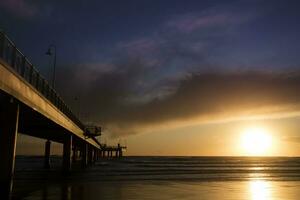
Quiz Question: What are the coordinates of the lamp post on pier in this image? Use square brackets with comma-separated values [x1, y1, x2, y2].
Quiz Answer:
[44, 44, 57, 169]
[45, 44, 57, 88]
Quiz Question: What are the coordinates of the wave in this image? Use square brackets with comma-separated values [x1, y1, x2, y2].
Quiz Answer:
[14, 156, 300, 181]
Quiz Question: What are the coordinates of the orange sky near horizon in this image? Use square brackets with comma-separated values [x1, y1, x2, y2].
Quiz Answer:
[16, 115, 300, 157]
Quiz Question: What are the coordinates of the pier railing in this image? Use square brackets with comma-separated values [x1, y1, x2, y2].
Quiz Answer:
[0, 31, 85, 130]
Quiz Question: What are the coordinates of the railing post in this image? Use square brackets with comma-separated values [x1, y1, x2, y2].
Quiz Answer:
[35, 73, 39, 90]
[41, 79, 45, 95]
[29, 64, 33, 84]
[0, 32, 4, 58]
[11, 46, 16, 69]
[21, 56, 26, 77]
[45, 85, 49, 99]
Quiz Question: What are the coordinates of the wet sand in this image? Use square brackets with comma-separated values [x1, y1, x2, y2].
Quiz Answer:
[17, 180, 300, 200]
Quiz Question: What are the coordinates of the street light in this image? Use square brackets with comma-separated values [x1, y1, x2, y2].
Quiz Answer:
[45, 44, 56, 88]
[44, 44, 56, 169]
[74, 96, 81, 119]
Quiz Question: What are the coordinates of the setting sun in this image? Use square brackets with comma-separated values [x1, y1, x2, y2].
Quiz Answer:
[241, 127, 272, 156]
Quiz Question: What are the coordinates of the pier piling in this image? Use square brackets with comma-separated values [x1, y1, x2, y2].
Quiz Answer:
[0, 96, 19, 199]
[44, 140, 51, 169]
[63, 135, 72, 172]
[88, 145, 93, 164]
[72, 146, 77, 162]
[81, 143, 88, 168]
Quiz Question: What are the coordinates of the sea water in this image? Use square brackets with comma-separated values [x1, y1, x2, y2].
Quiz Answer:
[13, 156, 300, 199]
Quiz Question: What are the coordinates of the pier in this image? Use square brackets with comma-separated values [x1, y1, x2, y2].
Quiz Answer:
[0, 31, 125, 199]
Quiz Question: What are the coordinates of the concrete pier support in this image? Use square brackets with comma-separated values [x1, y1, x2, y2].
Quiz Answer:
[44, 140, 51, 169]
[0, 97, 19, 199]
[63, 135, 72, 173]
[93, 148, 97, 163]
[118, 144, 123, 157]
[81, 143, 88, 168]
[72, 146, 77, 162]
[95, 149, 99, 161]
[88, 146, 93, 164]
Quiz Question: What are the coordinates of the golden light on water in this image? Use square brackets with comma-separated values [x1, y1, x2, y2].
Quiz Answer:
[241, 127, 272, 156]
[249, 180, 272, 200]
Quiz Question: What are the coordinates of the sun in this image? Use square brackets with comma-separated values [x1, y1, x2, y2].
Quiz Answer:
[241, 127, 272, 156]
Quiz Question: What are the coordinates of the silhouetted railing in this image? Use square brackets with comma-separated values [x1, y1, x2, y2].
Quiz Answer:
[0, 31, 85, 130]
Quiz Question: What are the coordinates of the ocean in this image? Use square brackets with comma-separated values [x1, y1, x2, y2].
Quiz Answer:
[13, 156, 300, 199]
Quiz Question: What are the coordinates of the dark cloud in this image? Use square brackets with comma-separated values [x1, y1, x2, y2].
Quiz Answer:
[106, 71, 300, 130]
[0, 0, 38, 18]
[56, 62, 300, 137]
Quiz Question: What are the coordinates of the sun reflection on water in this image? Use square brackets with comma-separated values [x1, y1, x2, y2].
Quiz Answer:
[249, 180, 272, 200]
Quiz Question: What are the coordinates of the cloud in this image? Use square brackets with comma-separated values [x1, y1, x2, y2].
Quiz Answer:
[114, 5, 262, 82]
[118, 38, 162, 57]
[55, 61, 300, 138]
[0, 0, 38, 18]
[47, 2, 298, 138]
[103, 71, 300, 135]
[165, 5, 257, 33]
[167, 13, 235, 33]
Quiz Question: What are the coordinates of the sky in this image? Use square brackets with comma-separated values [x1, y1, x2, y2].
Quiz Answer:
[2, 0, 300, 156]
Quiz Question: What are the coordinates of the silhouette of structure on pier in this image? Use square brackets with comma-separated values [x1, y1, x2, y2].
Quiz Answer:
[0, 31, 126, 199]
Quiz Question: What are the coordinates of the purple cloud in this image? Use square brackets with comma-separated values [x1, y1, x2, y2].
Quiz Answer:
[118, 38, 163, 58]
[0, 0, 38, 18]
[168, 14, 228, 33]
[166, 8, 257, 33]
